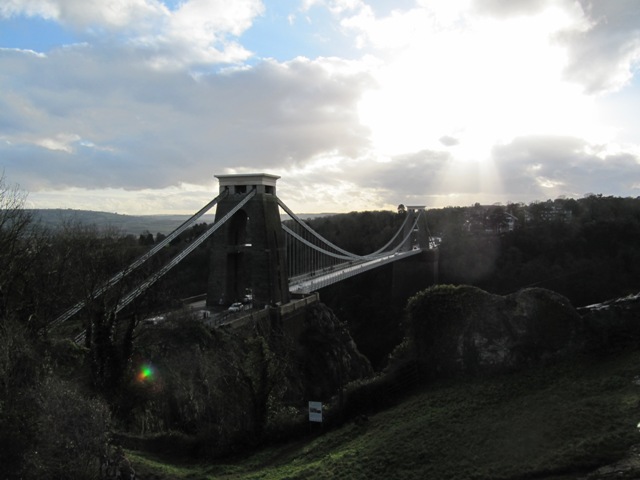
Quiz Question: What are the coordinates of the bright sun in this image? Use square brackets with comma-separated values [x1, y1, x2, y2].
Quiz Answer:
[357, 4, 595, 164]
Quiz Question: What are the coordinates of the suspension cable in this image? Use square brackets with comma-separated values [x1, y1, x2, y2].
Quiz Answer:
[281, 200, 423, 266]
[51, 189, 229, 329]
[114, 189, 256, 314]
[369, 210, 412, 255]
[277, 197, 363, 259]
[283, 208, 424, 287]
[281, 224, 357, 261]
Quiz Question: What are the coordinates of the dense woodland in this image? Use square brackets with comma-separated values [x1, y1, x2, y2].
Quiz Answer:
[2, 169, 640, 478]
[427, 196, 640, 306]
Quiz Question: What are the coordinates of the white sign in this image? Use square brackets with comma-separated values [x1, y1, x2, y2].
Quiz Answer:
[308, 401, 322, 423]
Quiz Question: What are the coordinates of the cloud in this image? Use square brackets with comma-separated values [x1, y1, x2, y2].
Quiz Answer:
[492, 135, 640, 199]
[1, 0, 265, 67]
[439, 136, 459, 147]
[281, 134, 640, 213]
[150, 0, 265, 67]
[473, 0, 640, 94]
[472, 0, 560, 18]
[0, 46, 373, 192]
[34, 133, 81, 152]
[1, 0, 167, 28]
[557, 0, 640, 93]
[278, 150, 463, 211]
[333, 1, 640, 95]
[0, 0, 59, 19]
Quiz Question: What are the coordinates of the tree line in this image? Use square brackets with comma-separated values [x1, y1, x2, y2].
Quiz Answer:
[427, 195, 640, 306]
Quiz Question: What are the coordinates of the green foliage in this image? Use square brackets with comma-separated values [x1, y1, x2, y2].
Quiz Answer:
[47, 338, 88, 379]
[431, 195, 640, 306]
[0, 410, 39, 479]
[122, 316, 291, 457]
[0, 321, 110, 479]
[129, 349, 640, 479]
[405, 285, 490, 376]
[406, 284, 487, 333]
[0, 318, 43, 478]
[27, 378, 111, 480]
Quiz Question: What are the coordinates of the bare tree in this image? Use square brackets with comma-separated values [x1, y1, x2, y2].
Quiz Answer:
[0, 172, 34, 321]
[55, 221, 150, 395]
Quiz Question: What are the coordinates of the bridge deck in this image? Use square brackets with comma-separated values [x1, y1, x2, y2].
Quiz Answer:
[288, 248, 423, 294]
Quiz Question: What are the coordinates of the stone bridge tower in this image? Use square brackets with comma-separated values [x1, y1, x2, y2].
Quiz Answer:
[206, 173, 290, 309]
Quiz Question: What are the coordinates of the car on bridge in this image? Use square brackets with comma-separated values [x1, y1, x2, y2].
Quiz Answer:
[143, 315, 166, 326]
[228, 302, 244, 312]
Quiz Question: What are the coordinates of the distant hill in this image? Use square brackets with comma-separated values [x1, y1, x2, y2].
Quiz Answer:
[27, 209, 337, 236]
[26, 209, 216, 236]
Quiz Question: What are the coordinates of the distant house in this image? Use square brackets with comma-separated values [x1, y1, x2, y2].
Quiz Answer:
[502, 212, 518, 232]
[463, 205, 518, 234]
[524, 202, 573, 224]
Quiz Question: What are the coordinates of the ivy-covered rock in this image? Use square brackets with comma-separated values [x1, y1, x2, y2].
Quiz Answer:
[406, 285, 585, 377]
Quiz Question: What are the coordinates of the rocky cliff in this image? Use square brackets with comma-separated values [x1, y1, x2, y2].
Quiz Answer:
[578, 292, 640, 351]
[406, 285, 586, 377]
[297, 303, 373, 401]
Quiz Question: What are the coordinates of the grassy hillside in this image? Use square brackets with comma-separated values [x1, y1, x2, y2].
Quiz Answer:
[127, 348, 640, 479]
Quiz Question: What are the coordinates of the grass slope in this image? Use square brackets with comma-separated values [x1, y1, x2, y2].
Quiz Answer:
[129, 349, 640, 479]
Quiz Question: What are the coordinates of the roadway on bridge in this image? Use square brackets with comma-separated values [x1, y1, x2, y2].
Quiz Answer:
[289, 248, 423, 294]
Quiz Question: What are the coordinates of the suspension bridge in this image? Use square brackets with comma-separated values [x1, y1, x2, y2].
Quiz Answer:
[50, 173, 437, 333]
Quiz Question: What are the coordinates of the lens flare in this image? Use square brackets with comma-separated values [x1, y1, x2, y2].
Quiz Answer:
[136, 363, 155, 383]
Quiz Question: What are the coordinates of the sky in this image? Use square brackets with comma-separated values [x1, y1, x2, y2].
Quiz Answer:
[1, 0, 639, 215]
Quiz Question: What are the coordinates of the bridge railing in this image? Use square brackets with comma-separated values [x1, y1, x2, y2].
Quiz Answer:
[279, 292, 320, 316]
[289, 249, 423, 294]
[219, 293, 320, 329]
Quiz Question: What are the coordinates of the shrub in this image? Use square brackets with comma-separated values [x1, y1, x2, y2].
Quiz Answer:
[26, 378, 111, 480]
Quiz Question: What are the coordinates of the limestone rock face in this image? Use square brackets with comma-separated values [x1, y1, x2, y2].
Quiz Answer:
[298, 303, 373, 400]
[407, 285, 585, 377]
